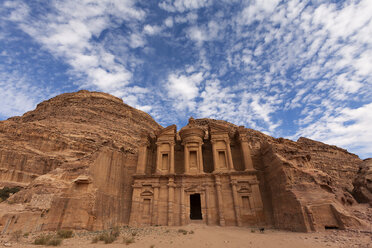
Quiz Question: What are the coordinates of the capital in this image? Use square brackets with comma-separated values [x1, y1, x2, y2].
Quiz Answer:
[239, 136, 249, 142]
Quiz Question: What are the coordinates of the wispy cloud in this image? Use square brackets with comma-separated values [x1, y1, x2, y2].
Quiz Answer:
[166, 71, 204, 111]
[4, 0, 146, 93]
[0, 68, 55, 118]
[1, 0, 371, 157]
[159, 0, 212, 13]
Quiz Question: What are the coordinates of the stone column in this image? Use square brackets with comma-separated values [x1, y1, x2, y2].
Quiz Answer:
[169, 141, 175, 174]
[136, 143, 148, 174]
[225, 139, 235, 171]
[251, 183, 263, 210]
[184, 145, 189, 174]
[151, 185, 160, 225]
[201, 192, 207, 224]
[215, 176, 225, 226]
[167, 178, 175, 226]
[231, 181, 242, 226]
[239, 135, 254, 171]
[198, 143, 204, 173]
[211, 140, 219, 172]
[205, 185, 212, 225]
[129, 185, 142, 225]
[159, 184, 168, 225]
[180, 185, 186, 225]
[155, 142, 162, 173]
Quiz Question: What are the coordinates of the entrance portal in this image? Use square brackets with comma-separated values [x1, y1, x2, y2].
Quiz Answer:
[190, 194, 202, 220]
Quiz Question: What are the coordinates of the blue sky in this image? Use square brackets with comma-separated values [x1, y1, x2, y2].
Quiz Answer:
[0, 0, 371, 158]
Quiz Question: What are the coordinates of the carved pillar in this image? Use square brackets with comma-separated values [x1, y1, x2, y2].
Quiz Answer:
[129, 183, 142, 225]
[198, 143, 204, 173]
[215, 176, 225, 226]
[167, 178, 175, 226]
[136, 144, 148, 174]
[205, 185, 212, 225]
[225, 139, 235, 171]
[151, 185, 160, 225]
[180, 185, 186, 225]
[169, 141, 175, 174]
[231, 180, 242, 226]
[179, 125, 205, 175]
[211, 140, 219, 172]
[155, 142, 162, 173]
[159, 184, 168, 225]
[238, 127, 254, 171]
[201, 191, 207, 224]
[184, 145, 189, 174]
[251, 183, 263, 210]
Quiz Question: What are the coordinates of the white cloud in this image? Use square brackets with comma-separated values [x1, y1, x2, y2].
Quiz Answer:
[129, 33, 146, 48]
[166, 71, 204, 111]
[197, 79, 237, 119]
[187, 20, 222, 45]
[295, 103, 372, 157]
[187, 26, 207, 45]
[164, 17, 174, 28]
[0, 68, 54, 118]
[143, 24, 162, 35]
[237, 0, 280, 26]
[2, 0, 372, 158]
[174, 12, 198, 24]
[4, 0, 30, 22]
[159, 0, 212, 12]
[6, 0, 146, 93]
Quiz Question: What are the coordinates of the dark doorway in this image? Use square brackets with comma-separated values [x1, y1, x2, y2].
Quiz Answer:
[190, 194, 202, 220]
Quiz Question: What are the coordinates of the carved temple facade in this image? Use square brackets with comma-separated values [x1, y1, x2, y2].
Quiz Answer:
[129, 118, 264, 226]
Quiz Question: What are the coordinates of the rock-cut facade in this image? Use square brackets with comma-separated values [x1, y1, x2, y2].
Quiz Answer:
[129, 118, 264, 226]
[0, 91, 370, 234]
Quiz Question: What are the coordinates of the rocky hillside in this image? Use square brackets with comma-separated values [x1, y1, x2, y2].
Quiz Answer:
[0, 90, 161, 231]
[353, 159, 372, 206]
[0, 90, 370, 233]
[190, 119, 371, 231]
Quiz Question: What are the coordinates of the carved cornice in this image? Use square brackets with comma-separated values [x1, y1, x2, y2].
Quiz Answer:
[184, 184, 205, 192]
[238, 126, 251, 142]
[239, 136, 249, 142]
[156, 139, 175, 146]
[157, 124, 177, 136]
[179, 126, 205, 140]
[140, 190, 153, 196]
[209, 122, 229, 135]
[168, 182, 176, 188]
[132, 183, 143, 188]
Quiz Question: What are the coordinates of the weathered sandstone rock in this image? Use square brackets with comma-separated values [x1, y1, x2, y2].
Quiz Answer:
[352, 159, 372, 206]
[0, 90, 370, 233]
[0, 90, 161, 232]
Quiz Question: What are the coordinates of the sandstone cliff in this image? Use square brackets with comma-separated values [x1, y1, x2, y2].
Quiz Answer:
[0, 90, 161, 232]
[0, 91, 370, 233]
[191, 119, 370, 231]
[352, 158, 372, 206]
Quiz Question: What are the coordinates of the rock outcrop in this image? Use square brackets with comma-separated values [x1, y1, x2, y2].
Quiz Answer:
[0, 90, 370, 233]
[189, 120, 370, 231]
[0, 90, 161, 232]
[352, 159, 372, 206]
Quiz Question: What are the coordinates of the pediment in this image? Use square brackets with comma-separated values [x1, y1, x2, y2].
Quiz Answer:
[237, 182, 252, 193]
[184, 184, 204, 192]
[209, 123, 229, 135]
[157, 124, 177, 137]
[140, 190, 153, 196]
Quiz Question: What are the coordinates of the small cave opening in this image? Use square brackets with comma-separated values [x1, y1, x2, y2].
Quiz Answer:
[324, 226, 339, 230]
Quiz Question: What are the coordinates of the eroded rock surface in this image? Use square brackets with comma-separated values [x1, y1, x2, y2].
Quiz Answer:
[352, 159, 372, 206]
[0, 90, 370, 233]
[0, 90, 161, 232]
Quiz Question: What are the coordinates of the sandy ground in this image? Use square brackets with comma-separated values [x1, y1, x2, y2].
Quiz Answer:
[1, 224, 371, 248]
